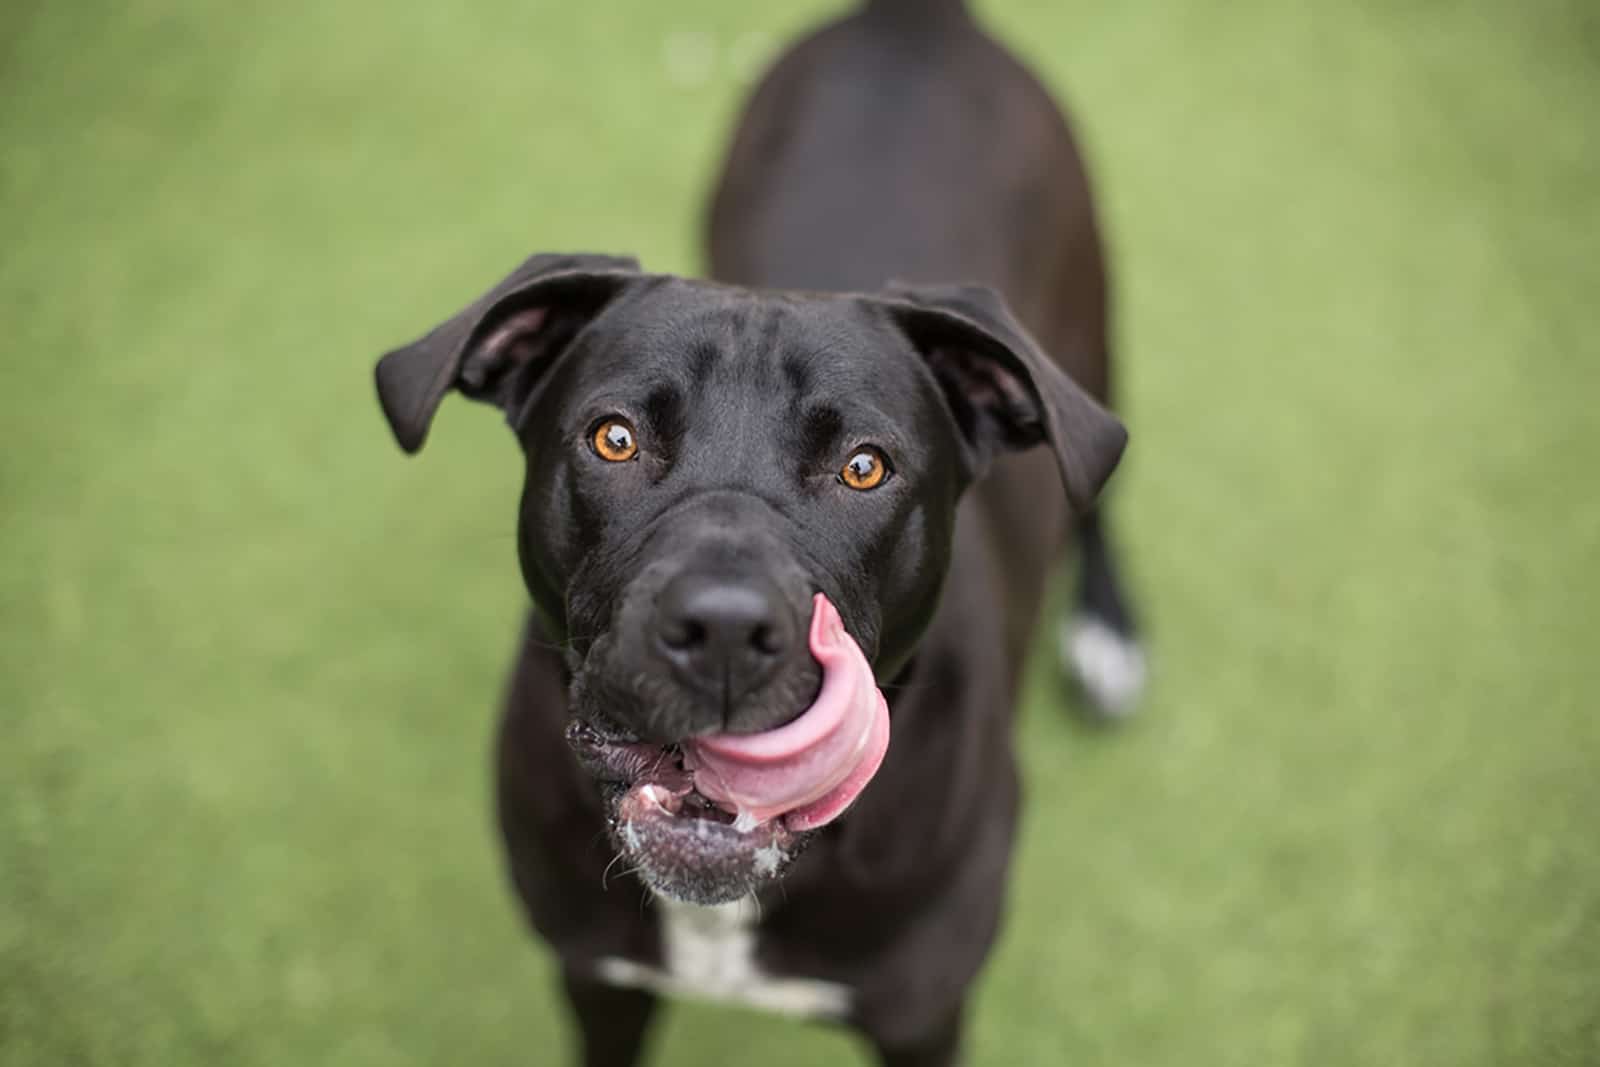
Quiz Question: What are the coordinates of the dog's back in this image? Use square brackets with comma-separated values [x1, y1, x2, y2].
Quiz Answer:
[707, 0, 1108, 400]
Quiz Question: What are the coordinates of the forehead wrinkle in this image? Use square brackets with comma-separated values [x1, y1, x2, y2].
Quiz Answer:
[774, 322, 866, 405]
[729, 302, 803, 386]
[781, 353, 811, 395]
[677, 303, 799, 394]
[754, 303, 787, 363]
[672, 302, 809, 400]
[796, 404, 844, 465]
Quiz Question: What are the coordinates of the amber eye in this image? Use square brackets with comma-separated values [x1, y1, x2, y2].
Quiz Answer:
[591, 417, 638, 462]
[840, 447, 891, 491]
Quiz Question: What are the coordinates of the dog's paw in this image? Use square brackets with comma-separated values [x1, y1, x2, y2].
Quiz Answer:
[1059, 613, 1146, 719]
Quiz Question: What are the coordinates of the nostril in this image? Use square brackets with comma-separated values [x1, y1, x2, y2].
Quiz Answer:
[750, 623, 782, 657]
[662, 617, 707, 651]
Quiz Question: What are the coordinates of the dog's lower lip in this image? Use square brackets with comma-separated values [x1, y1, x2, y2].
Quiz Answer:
[564, 719, 666, 783]
[567, 715, 639, 747]
[571, 718, 803, 902]
[565, 719, 758, 825]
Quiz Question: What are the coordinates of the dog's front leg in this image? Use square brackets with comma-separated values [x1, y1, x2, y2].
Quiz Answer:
[868, 1005, 965, 1067]
[560, 970, 660, 1067]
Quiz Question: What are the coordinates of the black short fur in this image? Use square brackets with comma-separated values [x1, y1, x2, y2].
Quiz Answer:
[372, 2, 1138, 1064]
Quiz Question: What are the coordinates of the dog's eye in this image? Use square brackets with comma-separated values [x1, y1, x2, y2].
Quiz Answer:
[591, 417, 639, 462]
[839, 447, 891, 491]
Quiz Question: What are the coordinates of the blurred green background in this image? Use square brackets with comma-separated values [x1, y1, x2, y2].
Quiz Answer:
[4, 0, 1597, 1063]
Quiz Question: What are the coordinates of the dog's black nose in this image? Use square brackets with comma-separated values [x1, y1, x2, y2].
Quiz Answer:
[655, 573, 793, 701]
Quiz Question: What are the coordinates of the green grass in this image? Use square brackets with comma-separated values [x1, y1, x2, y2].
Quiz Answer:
[3, 1, 1597, 1063]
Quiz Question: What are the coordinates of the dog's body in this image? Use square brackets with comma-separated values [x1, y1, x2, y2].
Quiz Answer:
[375, 2, 1139, 1065]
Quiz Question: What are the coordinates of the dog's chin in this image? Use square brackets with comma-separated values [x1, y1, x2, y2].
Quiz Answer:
[569, 720, 810, 905]
[611, 782, 810, 906]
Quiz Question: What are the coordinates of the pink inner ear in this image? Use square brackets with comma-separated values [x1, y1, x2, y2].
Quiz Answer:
[928, 344, 1030, 414]
[482, 307, 550, 365]
[461, 307, 551, 393]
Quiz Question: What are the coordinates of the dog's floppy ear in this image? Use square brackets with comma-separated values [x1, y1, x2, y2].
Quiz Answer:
[877, 281, 1127, 512]
[374, 253, 642, 453]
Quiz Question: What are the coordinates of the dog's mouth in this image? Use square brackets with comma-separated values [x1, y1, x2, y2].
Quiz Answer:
[566, 593, 890, 905]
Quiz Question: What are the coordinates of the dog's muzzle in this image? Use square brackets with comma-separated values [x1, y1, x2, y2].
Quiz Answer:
[567, 593, 889, 904]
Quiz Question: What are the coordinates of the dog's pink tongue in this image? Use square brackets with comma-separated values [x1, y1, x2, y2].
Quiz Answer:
[682, 593, 889, 832]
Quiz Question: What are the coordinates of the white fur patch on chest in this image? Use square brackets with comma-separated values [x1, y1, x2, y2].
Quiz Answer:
[595, 895, 852, 1019]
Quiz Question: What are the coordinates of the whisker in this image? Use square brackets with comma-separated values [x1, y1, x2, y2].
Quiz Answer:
[602, 850, 628, 890]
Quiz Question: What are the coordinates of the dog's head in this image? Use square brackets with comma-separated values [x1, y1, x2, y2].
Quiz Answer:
[375, 253, 1124, 904]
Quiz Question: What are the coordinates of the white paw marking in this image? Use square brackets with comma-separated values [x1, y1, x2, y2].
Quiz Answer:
[1061, 615, 1147, 717]
[596, 895, 851, 1019]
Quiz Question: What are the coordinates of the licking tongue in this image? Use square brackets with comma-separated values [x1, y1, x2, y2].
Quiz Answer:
[681, 593, 889, 832]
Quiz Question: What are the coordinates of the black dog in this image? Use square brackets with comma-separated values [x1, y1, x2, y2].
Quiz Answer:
[374, 1, 1139, 1064]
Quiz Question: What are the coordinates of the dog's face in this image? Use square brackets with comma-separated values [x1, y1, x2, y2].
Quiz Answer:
[520, 277, 969, 732]
[376, 254, 1124, 904]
